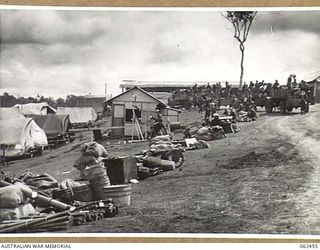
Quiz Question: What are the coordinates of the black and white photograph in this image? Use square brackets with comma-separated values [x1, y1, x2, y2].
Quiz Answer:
[0, 6, 320, 236]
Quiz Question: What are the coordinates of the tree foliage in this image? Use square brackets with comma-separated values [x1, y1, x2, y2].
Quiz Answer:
[0, 92, 89, 109]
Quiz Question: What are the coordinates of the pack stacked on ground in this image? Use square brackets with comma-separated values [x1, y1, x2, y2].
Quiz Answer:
[52, 179, 94, 203]
[0, 184, 36, 222]
[150, 135, 171, 144]
[81, 141, 109, 158]
[197, 126, 210, 135]
[195, 125, 225, 141]
[19, 172, 59, 189]
[142, 156, 175, 171]
[149, 143, 176, 151]
[73, 142, 111, 200]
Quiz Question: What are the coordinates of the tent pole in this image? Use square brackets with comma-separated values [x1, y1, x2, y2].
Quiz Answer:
[131, 102, 135, 140]
[0, 145, 4, 179]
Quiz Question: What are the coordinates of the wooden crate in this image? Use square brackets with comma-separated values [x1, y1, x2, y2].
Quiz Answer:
[104, 156, 137, 185]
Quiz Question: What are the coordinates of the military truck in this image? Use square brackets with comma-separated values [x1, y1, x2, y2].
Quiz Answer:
[168, 91, 193, 110]
[264, 87, 314, 114]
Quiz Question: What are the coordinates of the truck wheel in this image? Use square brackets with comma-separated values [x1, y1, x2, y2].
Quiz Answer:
[38, 147, 44, 156]
[280, 101, 286, 114]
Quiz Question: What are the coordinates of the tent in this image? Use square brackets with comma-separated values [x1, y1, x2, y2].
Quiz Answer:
[13, 102, 56, 116]
[0, 117, 48, 158]
[32, 114, 71, 139]
[56, 107, 97, 125]
[0, 107, 24, 120]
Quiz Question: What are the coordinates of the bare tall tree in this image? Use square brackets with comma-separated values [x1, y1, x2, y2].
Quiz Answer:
[224, 11, 257, 87]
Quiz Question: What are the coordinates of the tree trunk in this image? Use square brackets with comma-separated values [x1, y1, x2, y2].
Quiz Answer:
[239, 43, 245, 88]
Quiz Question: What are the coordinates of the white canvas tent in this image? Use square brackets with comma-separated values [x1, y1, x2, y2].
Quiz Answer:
[56, 107, 97, 124]
[13, 102, 56, 116]
[0, 117, 48, 157]
[0, 107, 24, 120]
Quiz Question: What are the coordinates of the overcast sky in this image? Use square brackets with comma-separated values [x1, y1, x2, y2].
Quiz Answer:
[0, 9, 319, 98]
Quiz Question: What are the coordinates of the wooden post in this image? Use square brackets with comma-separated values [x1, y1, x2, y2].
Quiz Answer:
[0, 144, 5, 177]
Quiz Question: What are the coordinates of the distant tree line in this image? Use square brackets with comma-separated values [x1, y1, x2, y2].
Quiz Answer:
[0, 92, 93, 109]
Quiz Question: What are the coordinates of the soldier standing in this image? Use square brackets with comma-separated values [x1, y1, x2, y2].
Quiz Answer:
[287, 74, 292, 89]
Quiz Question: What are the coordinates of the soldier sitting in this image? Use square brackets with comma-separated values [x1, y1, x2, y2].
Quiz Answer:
[247, 107, 257, 121]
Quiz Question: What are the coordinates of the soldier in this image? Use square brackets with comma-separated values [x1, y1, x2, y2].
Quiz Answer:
[247, 106, 257, 121]
[230, 108, 238, 122]
[249, 81, 254, 90]
[209, 99, 216, 117]
[198, 95, 205, 114]
[192, 83, 198, 93]
[210, 113, 225, 126]
[183, 126, 192, 139]
[203, 98, 211, 119]
[150, 109, 167, 138]
[223, 107, 230, 116]
[225, 81, 231, 97]
[265, 83, 272, 95]
[301, 80, 310, 92]
[255, 80, 260, 90]
[287, 74, 292, 89]
[292, 74, 297, 87]
[300, 94, 308, 115]
[206, 82, 211, 91]
[273, 80, 280, 89]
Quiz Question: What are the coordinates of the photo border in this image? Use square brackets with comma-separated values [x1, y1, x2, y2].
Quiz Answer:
[1, 0, 320, 7]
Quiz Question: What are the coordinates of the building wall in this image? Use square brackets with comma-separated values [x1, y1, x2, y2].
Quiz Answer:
[111, 101, 179, 137]
[112, 100, 159, 137]
[164, 109, 180, 123]
[315, 82, 320, 103]
[309, 81, 320, 103]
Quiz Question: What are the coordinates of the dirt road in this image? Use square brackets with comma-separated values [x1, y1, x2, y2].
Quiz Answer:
[273, 108, 320, 234]
[3, 105, 320, 234]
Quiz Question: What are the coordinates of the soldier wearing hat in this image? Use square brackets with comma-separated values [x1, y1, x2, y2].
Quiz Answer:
[150, 108, 167, 138]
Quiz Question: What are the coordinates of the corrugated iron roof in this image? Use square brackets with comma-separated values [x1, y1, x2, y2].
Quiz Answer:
[304, 71, 320, 82]
[120, 80, 239, 88]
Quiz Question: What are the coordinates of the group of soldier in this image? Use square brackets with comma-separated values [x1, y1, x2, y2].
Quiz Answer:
[181, 81, 260, 121]
[152, 76, 313, 138]
[171, 75, 312, 114]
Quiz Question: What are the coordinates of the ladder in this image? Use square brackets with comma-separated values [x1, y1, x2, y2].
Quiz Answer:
[131, 104, 144, 141]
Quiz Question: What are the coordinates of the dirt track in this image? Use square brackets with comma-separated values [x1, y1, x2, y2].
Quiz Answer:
[3, 105, 320, 234]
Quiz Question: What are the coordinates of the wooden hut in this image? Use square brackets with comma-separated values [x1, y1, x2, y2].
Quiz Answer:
[103, 86, 181, 138]
[306, 75, 320, 103]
